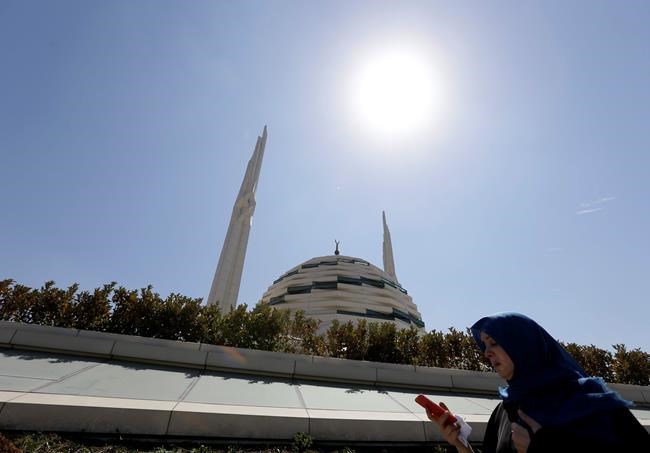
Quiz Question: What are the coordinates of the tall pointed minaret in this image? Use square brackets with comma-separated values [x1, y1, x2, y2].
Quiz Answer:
[207, 126, 267, 311]
[382, 211, 398, 283]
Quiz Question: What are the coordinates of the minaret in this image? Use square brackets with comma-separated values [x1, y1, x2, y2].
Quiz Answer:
[382, 211, 398, 283]
[207, 126, 267, 311]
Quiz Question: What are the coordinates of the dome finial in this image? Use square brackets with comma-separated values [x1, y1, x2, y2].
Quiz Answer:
[334, 240, 340, 255]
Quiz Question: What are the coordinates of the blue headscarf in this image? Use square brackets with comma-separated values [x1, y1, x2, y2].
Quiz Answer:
[471, 312, 631, 433]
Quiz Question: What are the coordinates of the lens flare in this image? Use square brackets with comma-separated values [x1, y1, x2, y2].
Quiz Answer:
[348, 45, 444, 143]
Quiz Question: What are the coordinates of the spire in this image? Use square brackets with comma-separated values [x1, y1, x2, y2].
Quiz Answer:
[207, 126, 267, 311]
[382, 211, 398, 283]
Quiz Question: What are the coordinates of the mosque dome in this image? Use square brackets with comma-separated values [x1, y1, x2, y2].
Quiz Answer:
[259, 254, 425, 333]
[205, 128, 424, 333]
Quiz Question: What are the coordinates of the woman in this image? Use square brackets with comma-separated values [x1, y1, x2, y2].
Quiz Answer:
[427, 312, 649, 453]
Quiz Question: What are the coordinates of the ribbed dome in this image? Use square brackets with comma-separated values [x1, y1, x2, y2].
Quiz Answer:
[259, 255, 425, 333]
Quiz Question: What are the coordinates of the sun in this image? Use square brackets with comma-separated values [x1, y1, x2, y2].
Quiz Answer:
[348, 45, 444, 143]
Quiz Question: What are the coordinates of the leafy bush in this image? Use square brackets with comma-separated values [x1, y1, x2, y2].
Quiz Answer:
[562, 343, 614, 382]
[612, 344, 650, 386]
[326, 319, 369, 361]
[366, 321, 398, 363]
[1, 279, 647, 385]
[291, 432, 313, 452]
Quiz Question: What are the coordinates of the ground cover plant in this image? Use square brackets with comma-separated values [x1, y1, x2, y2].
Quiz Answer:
[0, 432, 458, 453]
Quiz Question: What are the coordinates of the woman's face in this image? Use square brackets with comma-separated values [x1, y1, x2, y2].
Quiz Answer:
[480, 331, 515, 380]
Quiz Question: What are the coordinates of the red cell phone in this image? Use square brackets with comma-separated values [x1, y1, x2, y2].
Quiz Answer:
[415, 394, 457, 424]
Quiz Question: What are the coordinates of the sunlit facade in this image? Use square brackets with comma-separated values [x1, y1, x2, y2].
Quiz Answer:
[259, 254, 425, 333]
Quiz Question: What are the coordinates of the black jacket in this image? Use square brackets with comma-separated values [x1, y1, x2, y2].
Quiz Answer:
[482, 402, 649, 453]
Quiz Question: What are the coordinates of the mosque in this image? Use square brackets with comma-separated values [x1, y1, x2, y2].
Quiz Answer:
[206, 126, 425, 332]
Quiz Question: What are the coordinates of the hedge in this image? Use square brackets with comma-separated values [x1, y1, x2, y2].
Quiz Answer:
[1, 279, 648, 385]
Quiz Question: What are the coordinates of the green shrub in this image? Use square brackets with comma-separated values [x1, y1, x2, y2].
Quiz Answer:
[291, 432, 313, 452]
[562, 343, 614, 382]
[326, 319, 369, 361]
[612, 344, 650, 386]
[367, 321, 399, 363]
[1, 279, 647, 386]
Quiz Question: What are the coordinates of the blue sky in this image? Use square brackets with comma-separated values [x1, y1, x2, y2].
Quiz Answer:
[1, 1, 648, 351]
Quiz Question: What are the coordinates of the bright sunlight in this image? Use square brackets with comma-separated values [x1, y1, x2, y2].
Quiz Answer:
[348, 45, 444, 143]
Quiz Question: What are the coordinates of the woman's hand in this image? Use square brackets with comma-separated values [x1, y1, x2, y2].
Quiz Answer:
[511, 410, 542, 453]
[426, 402, 472, 452]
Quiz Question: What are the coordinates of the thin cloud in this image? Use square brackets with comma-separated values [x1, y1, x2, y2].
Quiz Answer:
[576, 196, 615, 215]
[576, 207, 604, 215]
[580, 196, 615, 208]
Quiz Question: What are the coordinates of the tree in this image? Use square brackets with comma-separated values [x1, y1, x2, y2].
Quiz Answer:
[612, 344, 650, 386]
